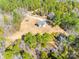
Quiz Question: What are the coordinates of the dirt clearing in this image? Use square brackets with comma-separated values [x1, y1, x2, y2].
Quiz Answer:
[5, 15, 68, 47]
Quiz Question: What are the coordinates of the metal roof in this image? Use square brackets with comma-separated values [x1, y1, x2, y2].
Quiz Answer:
[36, 20, 46, 27]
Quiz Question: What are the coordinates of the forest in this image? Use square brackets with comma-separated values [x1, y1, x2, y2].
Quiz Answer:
[0, 0, 79, 59]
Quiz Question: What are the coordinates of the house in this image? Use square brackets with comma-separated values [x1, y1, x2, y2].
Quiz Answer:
[35, 20, 47, 27]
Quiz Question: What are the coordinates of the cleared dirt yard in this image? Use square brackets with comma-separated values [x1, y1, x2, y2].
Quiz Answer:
[5, 15, 68, 47]
[7, 15, 68, 40]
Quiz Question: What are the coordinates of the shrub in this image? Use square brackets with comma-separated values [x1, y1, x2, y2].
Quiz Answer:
[22, 52, 34, 59]
[68, 35, 76, 42]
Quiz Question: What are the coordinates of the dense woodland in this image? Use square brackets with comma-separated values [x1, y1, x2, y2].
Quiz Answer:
[0, 0, 79, 59]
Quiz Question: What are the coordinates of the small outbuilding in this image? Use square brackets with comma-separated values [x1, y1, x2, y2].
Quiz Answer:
[35, 20, 47, 27]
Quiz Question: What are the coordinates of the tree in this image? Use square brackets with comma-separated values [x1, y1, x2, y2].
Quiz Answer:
[36, 33, 42, 43]
[22, 52, 34, 59]
[0, 27, 4, 35]
[40, 51, 48, 59]
[4, 49, 14, 59]
[42, 33, 52, 43]
[24, 32, 33, 42]
[24, 32, 37, 48]
[68, 35, 76, 42]
[12, 39, 21, 53]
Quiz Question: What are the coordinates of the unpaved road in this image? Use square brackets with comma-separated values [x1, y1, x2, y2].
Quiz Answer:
[5, 14, 68, 48]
